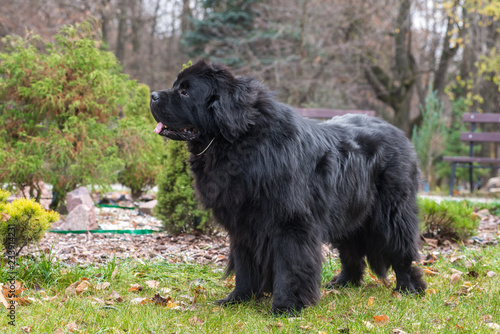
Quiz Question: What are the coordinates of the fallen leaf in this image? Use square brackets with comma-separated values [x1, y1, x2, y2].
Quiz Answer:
[151, 293, 171, 306]
[95, 282, 111, 290]
[12, 297, 31, 306]
[367, 296, 375, 307]
[450, 273, 462, 284]
[66, 322, 78, 332]
[65, 281, 80, 297]
[0, 289, 10, 308]
[21, 326, 31, 333]
[423, 268, 438, 276]
[486, 271, 497, 278]
[422, 253, 437, 265]
[130, 297, 150, 304]
[486, 323, 500, 330]
[189, 316, 204, 326]
[109, 291, 123, 302]
[110, 266, 119, 280]
[363, 320, 375, 329]
[145, 280, 160, 289]
[373, 315, 390, 324]
[75, 280, 90, 295]
[53, 329, 64, 334]
[2, 280, 27, 298]
[391, 291, 402, 299]
[92, 297, 106, 305]
[159, 287, 171, 294]
[426, 288, 437, 295]
[128, 283, 144, 292]
[0, 212, 11, 222]
[166, 300, 179, 308]
[481, 315, 493, 323]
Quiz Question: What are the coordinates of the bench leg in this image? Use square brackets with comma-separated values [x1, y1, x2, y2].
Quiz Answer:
[449, 162, 457, 196]
[469, 162, 473, 193]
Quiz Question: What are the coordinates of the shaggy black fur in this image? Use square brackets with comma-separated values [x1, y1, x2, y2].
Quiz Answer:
[150, 60, 426, 315]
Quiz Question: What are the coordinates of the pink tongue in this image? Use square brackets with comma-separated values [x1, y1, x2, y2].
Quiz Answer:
[154, 122, 163, 134]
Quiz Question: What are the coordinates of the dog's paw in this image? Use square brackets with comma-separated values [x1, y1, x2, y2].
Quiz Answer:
[271, 304, 303, 317]
[324, 274, 362, 289]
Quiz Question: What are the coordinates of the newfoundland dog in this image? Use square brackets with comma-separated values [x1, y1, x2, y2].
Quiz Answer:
[150, 60, 426, 314]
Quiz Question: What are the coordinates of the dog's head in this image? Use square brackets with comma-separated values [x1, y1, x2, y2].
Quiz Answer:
[150, 60, 260, 143]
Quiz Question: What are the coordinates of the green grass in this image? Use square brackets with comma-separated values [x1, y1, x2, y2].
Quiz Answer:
[1, 245, 500, 333]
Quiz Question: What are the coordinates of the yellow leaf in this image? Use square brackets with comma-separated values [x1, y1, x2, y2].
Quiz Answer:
[426, 288, 437, 295]
[367, 296, 375, 307]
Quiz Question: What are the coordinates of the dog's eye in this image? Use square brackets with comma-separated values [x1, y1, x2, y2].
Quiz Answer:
[179, 89, 189, 97]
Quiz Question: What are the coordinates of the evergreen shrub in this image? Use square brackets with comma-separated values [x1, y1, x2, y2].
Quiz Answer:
[418, 198, 479, 242]
[155, 141, 212, 234]
[0, 190, 59, 256]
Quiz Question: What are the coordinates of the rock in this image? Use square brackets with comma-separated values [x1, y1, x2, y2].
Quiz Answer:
[139, 200, 157, 216]
[484, 177, 500, 192]
[56, 187, 97, 231]
[54, 204, 98, 230]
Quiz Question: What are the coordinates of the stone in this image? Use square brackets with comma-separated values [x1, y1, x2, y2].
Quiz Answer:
[484, 177, 500, 192]
[139, 200, 157, 216]
[55, 187, 97, 231]
[54, 204, 98, 230]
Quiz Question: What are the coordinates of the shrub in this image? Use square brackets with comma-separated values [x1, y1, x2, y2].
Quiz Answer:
[0, 190, 59, 256]
[418, 197, 479, 242]
[117, 84, 165, 199]
[155, 141, 212, 234]
[0, 19, 133, 210]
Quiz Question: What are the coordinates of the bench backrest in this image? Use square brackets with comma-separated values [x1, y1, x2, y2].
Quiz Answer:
[461, 113, 500, 143]
[295, 108, 375, 119]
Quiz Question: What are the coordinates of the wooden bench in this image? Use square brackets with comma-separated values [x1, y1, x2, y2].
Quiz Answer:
[443, 113, 500, 196]
[295, 108, 375, 119]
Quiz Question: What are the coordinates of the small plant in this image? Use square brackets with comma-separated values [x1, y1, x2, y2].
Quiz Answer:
[0, 190, 59, 256]
[155, 141, 212, 233]
[418, 197, 479, 242]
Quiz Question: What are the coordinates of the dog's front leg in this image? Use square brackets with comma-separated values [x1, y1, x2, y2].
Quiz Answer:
[215, 241, 262, 305]
[271, 229, 322, 315]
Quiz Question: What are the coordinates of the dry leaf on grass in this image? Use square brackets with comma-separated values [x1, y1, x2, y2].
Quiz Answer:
[423, 268, 438, 276]
[145, 280, 160, 289]
[21, 326, 31, 333]
[95, 282, 111, 290]
[110, 266, 119, 280]
[363, 320, 375, 329]
[373, 315, 390, 324]
[450, 273, 462, 284]
[131, 297, 151, 305]
[367, 296, 375, 307]
[2, 280, 27, 299]
[189, 316, 205, 326]
[128, 283, 144, 292]
[66, 322, 78, 332]
[53, 328, 64, 334]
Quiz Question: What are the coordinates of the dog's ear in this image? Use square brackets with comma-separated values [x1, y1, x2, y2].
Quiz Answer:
[209, 72, 260, 143]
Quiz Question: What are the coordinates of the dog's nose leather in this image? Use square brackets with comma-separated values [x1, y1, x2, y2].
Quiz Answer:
[151, 92, 160, 102]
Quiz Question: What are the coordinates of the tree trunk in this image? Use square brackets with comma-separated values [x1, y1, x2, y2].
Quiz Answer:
[115, 0, 128, 63]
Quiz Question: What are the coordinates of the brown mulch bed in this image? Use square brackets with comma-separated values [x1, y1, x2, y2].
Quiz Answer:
[26, 207, 499, 266]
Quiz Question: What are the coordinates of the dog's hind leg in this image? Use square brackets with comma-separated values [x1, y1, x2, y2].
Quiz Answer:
[326, 234, 366, 288]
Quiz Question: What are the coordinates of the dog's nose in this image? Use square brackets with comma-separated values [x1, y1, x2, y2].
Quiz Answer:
[151, 91, 160, 102]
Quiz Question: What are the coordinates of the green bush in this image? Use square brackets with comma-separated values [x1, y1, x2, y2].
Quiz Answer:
[117, 84, 165, 199]
[0, 190, 59, 256]
[0, 19, 133, 210]
[155, 141, 212, 234]
[418, 198, 479, 242]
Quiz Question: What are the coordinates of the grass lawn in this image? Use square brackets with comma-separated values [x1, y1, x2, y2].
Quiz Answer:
[0, 244, 499, 333]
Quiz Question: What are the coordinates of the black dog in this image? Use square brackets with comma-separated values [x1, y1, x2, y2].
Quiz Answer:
[150, 60, 426, 314]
